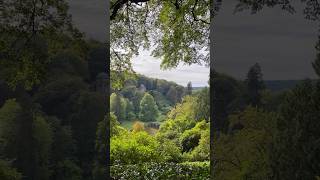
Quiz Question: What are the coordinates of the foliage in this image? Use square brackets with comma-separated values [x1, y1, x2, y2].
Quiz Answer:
[0, 99, 22, 156]
[110, 131, 161, 164]
[110, 161, 210, 180]
[179, 120, 208, 153]
[213, 107, 277, 180]
[212, 72, 245, 131]
[54, 159, 82, 180]
[245, 63, 265, 107]
[110, 0, 210, 75]
[271, 80, 320, 179]
[69, 91, 106, 176]
[132, 121, 145, 133]
[32, 115, 53, 180]
[187, 81, 193, 95]
[139, 93, 159, 122]
[0, 160, 22, 180]
[0, 0, 84, 89]
[188, 128, 210, 162]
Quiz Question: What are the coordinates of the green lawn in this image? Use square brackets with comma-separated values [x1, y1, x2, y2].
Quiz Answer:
[120, 121, 135, 130]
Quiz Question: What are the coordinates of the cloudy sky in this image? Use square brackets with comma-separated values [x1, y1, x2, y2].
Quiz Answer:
[68, 1, 319, 85]
[214, 1, 318, 80]
[131, 50, 209, 87]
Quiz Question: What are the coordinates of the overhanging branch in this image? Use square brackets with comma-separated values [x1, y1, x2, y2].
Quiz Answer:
[110, 0, 151, 20]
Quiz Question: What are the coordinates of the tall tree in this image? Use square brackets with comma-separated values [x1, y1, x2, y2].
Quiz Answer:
[139, 93, 159, 122]
[245, 63, 265, 107]
[187, 82, 193, 95]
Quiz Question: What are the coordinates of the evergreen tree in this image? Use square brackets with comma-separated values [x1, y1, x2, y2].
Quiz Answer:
[187, 82, 193, 95]
[245, 63, 265, 107]
[139, 93, 159, 122]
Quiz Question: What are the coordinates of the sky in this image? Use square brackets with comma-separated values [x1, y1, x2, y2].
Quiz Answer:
[214, 1, 319, 80]
[131, 50, 209, 87]
[68, 1, 318, 84]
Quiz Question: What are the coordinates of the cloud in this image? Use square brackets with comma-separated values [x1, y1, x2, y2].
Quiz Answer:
[132, 50, 209, 87]
[214, 1, 318, 80]
[68, 0, 107, 41]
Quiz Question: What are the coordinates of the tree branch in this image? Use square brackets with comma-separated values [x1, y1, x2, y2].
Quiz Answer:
[110, 0, 150, 20]
[191, 0, 210, 25]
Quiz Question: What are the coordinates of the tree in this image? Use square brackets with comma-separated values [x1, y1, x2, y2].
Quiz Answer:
[0, 99, 55, 180]
[0, 160, 22, 180]
[194, 87, 210, 121]
[32, 116, 53, 180]
[34, 76, 88, 120]
[271, 80, 320, 179]
[1, 0, 84, 89]
[166, 86, 178, 104]
[175, 86, 186, 103]
[110, 93, 123, 121]
[0, 98, 36, 180]
[187, 82, 193, 95]
[212, 73, 245, 132]
[139, 93, 159, 122]
[87, 42, 107, 81]
[245, 63, 265, 107]
[213, 107, 276, 180]
[69, 91, 106, 178]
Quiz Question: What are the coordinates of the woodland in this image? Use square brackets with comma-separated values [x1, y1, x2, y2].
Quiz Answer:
[1, 0, 320, 179]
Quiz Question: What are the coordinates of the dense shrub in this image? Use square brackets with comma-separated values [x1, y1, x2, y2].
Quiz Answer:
[110, 161, 210, 180]
[110, 131, 161, 164]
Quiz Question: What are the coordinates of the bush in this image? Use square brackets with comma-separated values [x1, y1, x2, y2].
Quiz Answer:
[132, 121, 145, 133]
[179, 120, 208, 152]
[110, 162, 210, 180]
[110, 131, 160, 164]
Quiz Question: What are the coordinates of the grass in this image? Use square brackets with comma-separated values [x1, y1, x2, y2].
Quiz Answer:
[120, 121, 135, 130]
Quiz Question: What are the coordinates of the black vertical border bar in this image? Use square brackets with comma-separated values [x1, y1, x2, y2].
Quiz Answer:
[209, 0, 215, 179]
[106, 0, 111, 178]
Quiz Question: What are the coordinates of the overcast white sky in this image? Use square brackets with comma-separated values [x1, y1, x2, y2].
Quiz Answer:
[132, 50, 209, 87]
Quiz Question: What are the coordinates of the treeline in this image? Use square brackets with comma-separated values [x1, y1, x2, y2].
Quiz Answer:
[213, 62, 320, 179]
[0, 39, 108, 180]
[110, 75, 193, 123]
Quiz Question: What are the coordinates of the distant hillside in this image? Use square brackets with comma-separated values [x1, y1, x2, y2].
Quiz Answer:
[192, 87, 206, 93]
[265, 80, 302, 91]
[111, 74, 188, 123]
[192, 80, 306, 92]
